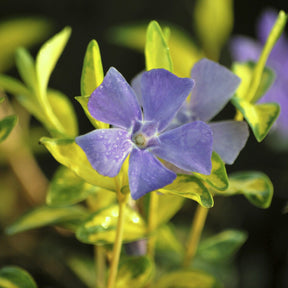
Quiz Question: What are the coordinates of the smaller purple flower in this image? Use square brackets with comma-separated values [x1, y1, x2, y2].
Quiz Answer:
[168, 58, 249, 165]
[230, 9, 288, 141]
[76, 68, 213, 200]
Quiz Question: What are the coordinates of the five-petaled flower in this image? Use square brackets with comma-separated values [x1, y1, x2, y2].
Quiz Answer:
[76, 68, 213, 199]
[231, 9, 288, 142]
[166, 58, 249, 165]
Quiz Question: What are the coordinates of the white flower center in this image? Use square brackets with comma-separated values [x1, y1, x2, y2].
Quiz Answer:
[132, 133, 147, 149]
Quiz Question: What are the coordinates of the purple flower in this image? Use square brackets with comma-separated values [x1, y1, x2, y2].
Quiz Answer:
[168, 58, 249, 165]
[231, 9, 288, 140]
[76, 68, 213, 200]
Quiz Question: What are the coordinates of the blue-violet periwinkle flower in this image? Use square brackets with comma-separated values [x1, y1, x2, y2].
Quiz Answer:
[76, 68, 213, 200]
[166, 58, 249, 165]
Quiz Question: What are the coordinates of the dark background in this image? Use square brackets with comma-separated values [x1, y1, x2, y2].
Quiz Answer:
[1, 0, 288, 287]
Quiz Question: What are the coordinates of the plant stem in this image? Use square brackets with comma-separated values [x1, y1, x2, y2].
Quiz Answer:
[183, 205, 209, 267]
[107, 184, 127, 288]
[95, 245, 106, 288]
[147, 191, 159, 259]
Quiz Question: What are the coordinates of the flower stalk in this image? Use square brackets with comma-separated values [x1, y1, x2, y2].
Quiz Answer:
[183, 205, 209, 267]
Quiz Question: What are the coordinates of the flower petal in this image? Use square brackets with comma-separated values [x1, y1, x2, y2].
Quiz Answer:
[189, 58, 241, 122]
[88, 67, 142, 129]
[209, 120, 249, 165]
[75, 128, 133, 177]
[141, 69, 194, 132]
[230, 36, 262, 62]
[131, 71, 144, 107]
[152, 121, 213, 175]
[128, 149, 176, 200]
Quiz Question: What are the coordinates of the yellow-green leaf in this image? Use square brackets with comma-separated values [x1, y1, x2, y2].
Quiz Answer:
[152, 270, 223, 288]
[0, 115, 17, 142]
[197, 229, 248, 262]
[217, 171, 273, 208]
[145, 21, 173, 71]
[160, 175, 214, 208]
[0, 17, 52, 73]
[47, 166, 114, 207]
[156, 193, 185, 226]
[67, 255, 95, 288]
[194, 0, 233, 60]
[194, 152, 228, 191]
[40, 137, 116, 191]
[232, 97, 280, 142]
[76, 204, 146, 245]
[116, 256, 154, 288]
[81, 40, 104, 96]
[75, 95, 108, 129]
[0, 266, 37, 288]
[109, 23, 202, 77]
[5, 205, 89, 235]
[47, 89, 78, 137]
[36, 26, 71, 101]
[15, 48, 38, 93]
[156, 224, 184, 255]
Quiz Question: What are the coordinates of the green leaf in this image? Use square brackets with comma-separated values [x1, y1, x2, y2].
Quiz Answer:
[232, 61, 275, 103]
[40, 137, 116, 191]
[243, 11, 287, 103]
[47, 89, 78, 137]
[36, 26, 71, 101]
[0, 266, 37, 288]
[76, 204, 146, 245]
[116, 256, 154, 288]
[5, 205, 89, 235]
[232, 97, 280, 142]
[197, 229, 248, 262]
[15, 48, 38, 93]
[81, 40, 104, 96]
[67, 255, 95, 288]
[160, 175, 214, 208]
[156, 193, 185, 226]
[145, 21, 173, 71]
[194, 152, 228, 191]
[0, 18, 52, 73]
[0, 74, 32, 97]
[194, 0, 233, 60]
[109, 23, 202, 77]
[156, 224, 183, 255]
[217, 171, 273, 208]
[152, 270, 223, 288]
[75, 95, 108, 129]
[0, 115, 17, 142]
[47, 166, 114, 207]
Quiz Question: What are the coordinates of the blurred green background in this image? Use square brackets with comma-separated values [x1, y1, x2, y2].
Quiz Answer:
[0, 0, 288, 287]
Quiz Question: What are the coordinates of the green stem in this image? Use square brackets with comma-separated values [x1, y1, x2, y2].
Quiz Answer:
[183, 205, 209, 267]
[107, 186, 127, 288]
[95, 245, 106, 288]
[147, 191, 159, 259]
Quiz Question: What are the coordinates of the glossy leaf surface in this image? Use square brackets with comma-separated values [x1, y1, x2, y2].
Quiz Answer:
[76, 204, 146, 245]
[0, 266, 37, 288]
[40, 137, 116, 191]
[145, 21, 173, 71]
[217, 171, 273, 208]
[232, 97, 279, 142]
[194, 152, 228, 191]
[197, 229, 248, 262]
[6, 205, 89, 235]
[160, 175, 214, 208]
